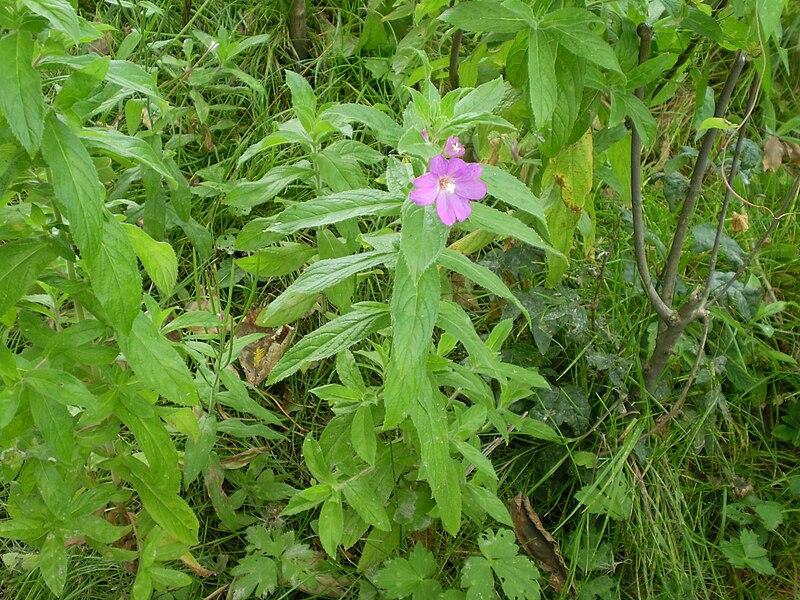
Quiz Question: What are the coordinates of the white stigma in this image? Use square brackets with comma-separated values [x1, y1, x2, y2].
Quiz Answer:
[439, 176, 456, 194]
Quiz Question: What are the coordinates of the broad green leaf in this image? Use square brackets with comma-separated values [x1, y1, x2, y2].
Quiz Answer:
[316, 148, 367, 192]
[237, 130, 307, 165]
[41, 114, 105, 261]
[351, 404, 377, 465]
[439, 1, 527, 33]
[79, 128, 176, 184]
[321, 104, 403, 147]
[318, 229, 354, 312]
[285, 70, 316, 131]
[117, 401, 181, 495]
[230, 555, 279, 599]
[122, 223, 178, 296]
[23, 369, 97, 410]
[411, 388, 461, 535]
[0, 239, 57, 316]
[281, 484, 332, 516]
[614, 90, 656, 147]
[466, 203, 561, 258]
[41, 56, 160, 98]
[436, 301, 498, 371]
[0, 32, 45, 154]
[269, 189, 403, 235]
[117, 456, 199, 545]
[482, 164, 547, 228]
[400, 201, 448, 282]
[455, 441, 498, 481]
[22, 0, 81, 43]
[87, 220, 141, 334]
[120, 312, 198, 406]
[464, 483, 513, 527]
[527, 28, 558, 127]
[225, 163, 313, 210]
[55, 56, 109, 110]
[235, 243, 316, 279]
[454, 77, 505, 117]
[540, 48, 586, 157]
[438, 249, 528, 320]
[267, 302, 390, 383]
[375, 544, 441, 598]
[383, 257, 440, 429]
[24, 383, 74, 463]
[256, 290, 318, 328]
[303, 437, 335, 484]
[542, 9, 620, 73]
[285, 250, 393, 294]
[0, 517, 47, 542]
[39, 531, 68, 597]
[342, 477, 391, 531]
[319, 497, 344, 557]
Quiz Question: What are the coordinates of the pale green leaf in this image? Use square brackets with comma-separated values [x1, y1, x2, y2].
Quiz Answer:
[123, 223, 178, 296]
[439, 1, 527, 33]
[235, 243, 316, 279]
[79, 128, 176, 184]
[0, 239, 57, 316]
[0, 32, 45, 154]
[527, 28, 558, 127]
[22, 0, 81, 43]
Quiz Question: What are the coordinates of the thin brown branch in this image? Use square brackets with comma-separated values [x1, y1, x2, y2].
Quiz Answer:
[702, 76, 761, 303]
[449, 28, 463, 90]
[660, 51, 747, 306]
[288, 0, 309, 61]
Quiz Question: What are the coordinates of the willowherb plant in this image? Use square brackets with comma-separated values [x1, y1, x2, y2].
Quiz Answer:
[247, 72, 561, 568]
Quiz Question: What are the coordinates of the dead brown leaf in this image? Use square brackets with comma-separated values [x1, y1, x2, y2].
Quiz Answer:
[762, 136, 784, 172]
[180, 552, 215, 577]
[785, 142, 800, 166]
[731, 211, 749, 233]
[509, 493, 570, 594]
[237, 308, 294, 386]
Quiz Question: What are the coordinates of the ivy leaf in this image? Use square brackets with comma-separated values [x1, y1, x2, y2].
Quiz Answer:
[375, 543, 443, 599]
[0, 32, 45, 154]
[719, 529, 775, 575]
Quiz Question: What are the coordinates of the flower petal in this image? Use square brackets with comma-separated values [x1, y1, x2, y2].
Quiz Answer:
[455, 177, 487, 200]
[450, 194, 473, 222]
[428, 154, 449, 176]
[448, 157, 467, 175]
[409, 172, 439, 206]
[435, 192, 458, 226]
[444, 136, 465, 158]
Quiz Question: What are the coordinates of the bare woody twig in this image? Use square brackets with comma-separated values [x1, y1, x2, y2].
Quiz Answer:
[702, 76, 761, 304]
[659, 51, 747, 306]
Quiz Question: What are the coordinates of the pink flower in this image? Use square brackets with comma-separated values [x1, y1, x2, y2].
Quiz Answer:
[409, 154, 487, 226]
[444, 136, 465, 158]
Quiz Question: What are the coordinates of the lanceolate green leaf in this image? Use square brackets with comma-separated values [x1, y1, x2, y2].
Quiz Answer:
[267, 302, 390, 384]
[383, 257, 440, 429]
[123, 223, 178, 296]
[117, 456, 199, 546]
[400, 202, 448, 282]
[439, 1, 527, 34]
[87, 220, 142, 334]
[482, 164, 547, 228]
[235, 243, 316, 279]
[79, 128, 176, 184]
[284, 70, 316, 131]
[0, 239, 57, 316]
[436, 301, 499, 371]
[342, 478, 391, 531]
[39, 531, 69, 597]
[41, 114, 105, 261]
[410, 388, 461, 535]
[225, 163, 313, 210]
[542, 10, 621, 73]
[22, 0, 82, 44]
[466, 203, 562, 258]
[438, 249, 528, 321]
[269, 190, 403, 235]
[120, 312, 199, 406]
[527, 28, 558, 127]
[285, 250, 393, 295]
[321, 104, 403, 147]
[0, 32, 45, 155]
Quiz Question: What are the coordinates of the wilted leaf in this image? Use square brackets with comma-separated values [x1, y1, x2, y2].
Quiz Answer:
[236, 308, 294, 386]
[510, 493, 569, 593]
[785, 141, 800, 166]
[762, 136, 784, 172]
[731, 212, 749, 233]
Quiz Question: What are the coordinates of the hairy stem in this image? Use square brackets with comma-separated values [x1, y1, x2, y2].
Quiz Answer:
[660, 51, 747, 306]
